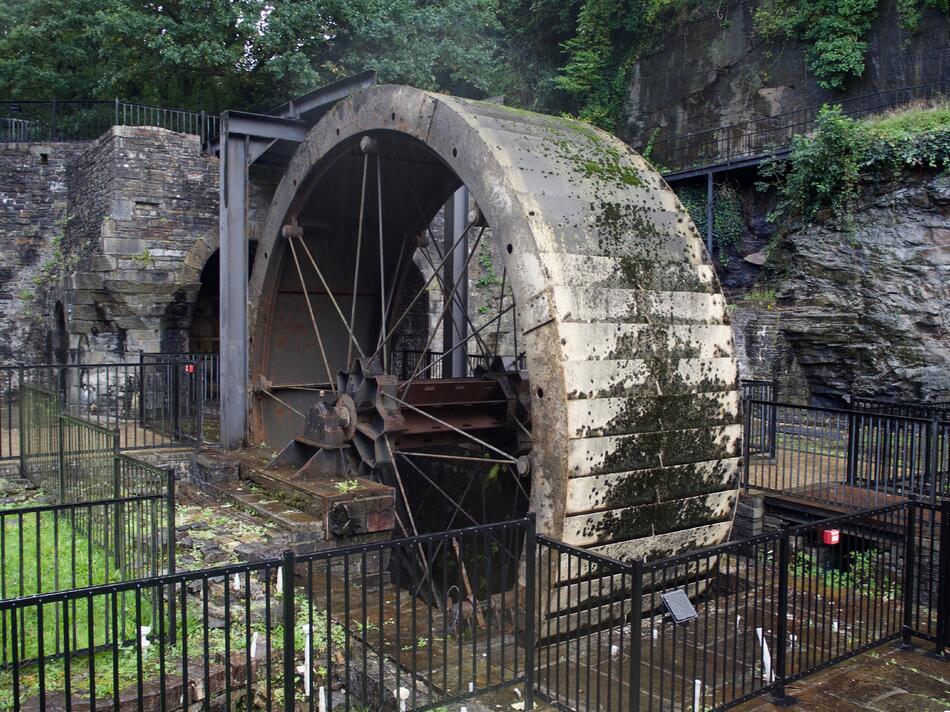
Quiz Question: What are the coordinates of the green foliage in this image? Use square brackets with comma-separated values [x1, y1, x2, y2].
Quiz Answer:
[475, 243, 501, 289]
[742, 288, 777, 309]
[674, 183, 745, 263]
[792, 548, 900, 601]
[334, 478, 359, 494]
[896, 0, 950, 30]
[759, 103, 950, 224]
[130, 248, 155, 269]
[0, 0, 507, 112]
[754, 0, 878, 90]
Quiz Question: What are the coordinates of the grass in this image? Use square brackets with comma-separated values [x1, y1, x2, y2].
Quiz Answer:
[0, 592, 348, 709]
[741, 287, 777, 308]
[863, 99, 950, 138]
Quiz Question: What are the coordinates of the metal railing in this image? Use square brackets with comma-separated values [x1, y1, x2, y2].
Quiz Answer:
[535, 499, 948, 712]
[743, 398, 949, 506]
[0, 360, 208, 461]
[0, 516, 535, 712]
[0, 99, 219, 144]
[852, 396, 950, 422]
[141, 352, 219, 418]
[646, 82, 949, 173]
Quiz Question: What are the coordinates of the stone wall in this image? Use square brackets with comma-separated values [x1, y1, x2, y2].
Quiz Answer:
[625, 0, 949, 148]
[60, 126, 218, 363]
[0, 141, 86, 363]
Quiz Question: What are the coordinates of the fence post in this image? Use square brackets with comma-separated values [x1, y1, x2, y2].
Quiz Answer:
[17, 366, 25, 479]
[933, 499, 950, 660]
[768, 391, 778, 459]
[846, 410, 859, 486]
[138, 351, 146, 428]
[629, 558, 643, 712]
[926, 414, 939, 504]
[113, 454, 126, 579]
[767, 530, 797, 705]
[742, 392, 752, 492]
[523, 514, 536, 711]
[902, 499, 917, 649]
[166, 466, 177, 646]
[57, 416, 66, 502]
[195, 358, 205, 447]
[114, 98, 119, 127]
[172, 360, 181, 440]
[49, 99, 56, 141]
[282, 548, 297, 712]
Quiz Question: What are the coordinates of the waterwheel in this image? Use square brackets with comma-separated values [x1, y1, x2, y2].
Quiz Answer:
[246, 85, 740, 628]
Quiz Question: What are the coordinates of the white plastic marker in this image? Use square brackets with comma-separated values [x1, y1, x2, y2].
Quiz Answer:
[318, 686, 327, 712]
[139, 626, 151, 651]
[469, 681, 475, 693]
[233, 572, 241, 589]
[755, 628, 774, 682]
[397, 686, 410, 712]
[250, 631, 260, 659]
[832, 620, 839, 633]
[302, 624, 312, 695]
[277, 567, 283, 594]
[693, 679, 702, 712]
[610, 644, 620, 658]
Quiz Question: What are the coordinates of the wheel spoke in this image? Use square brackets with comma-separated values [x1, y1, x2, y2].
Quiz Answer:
[409, 301, 514, 380]
[376, 155, 388, 367]
[286, 235, 337, 393]
[348, 153, 369, 366]
[294, 235, 367, 361]
[417, 241, 491, 365]
[258, 387, 305, 418]
[401, 227, 486, 392]
[378, 236, 411, 367]
[371, 219, 477, 359]
[394, 451, 513, 466]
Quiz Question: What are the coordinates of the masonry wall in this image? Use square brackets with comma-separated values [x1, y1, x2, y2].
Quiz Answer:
[61, 127, 218, 363]
[0, 142, 86, 363]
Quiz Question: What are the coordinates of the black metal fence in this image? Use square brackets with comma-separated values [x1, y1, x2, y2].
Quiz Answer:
[1, 516, 535, 712]
[743, 398, 950, 506]
[0, 99, 219, 145]
[0, 360, 208, 462]
[535, 499, 948, 712]
[647, 81, 949, 172]
[852, 396, 950, 422]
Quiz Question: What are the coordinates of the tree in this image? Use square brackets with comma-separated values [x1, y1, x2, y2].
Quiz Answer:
[0, 0, 510, 112]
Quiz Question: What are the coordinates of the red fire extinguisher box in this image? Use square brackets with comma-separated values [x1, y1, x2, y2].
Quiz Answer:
[822, 529, 840, 545]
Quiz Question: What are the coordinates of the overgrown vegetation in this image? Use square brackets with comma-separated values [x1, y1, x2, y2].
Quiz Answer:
[754, 0, 947, 89]
[7, 0, 944, 133]
[792, 548, 900, 601]
[674, 183, 745, 265]
[758, 102, 950, 224]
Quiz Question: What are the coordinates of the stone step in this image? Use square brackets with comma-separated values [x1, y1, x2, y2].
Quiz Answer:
[210, 480, 324, 536]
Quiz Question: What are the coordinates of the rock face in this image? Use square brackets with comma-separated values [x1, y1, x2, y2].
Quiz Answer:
[764, 172, 950, 403]
[625, 0, 949, 149]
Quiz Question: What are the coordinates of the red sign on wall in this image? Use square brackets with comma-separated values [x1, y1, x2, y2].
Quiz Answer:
[822, 529, 840, 545]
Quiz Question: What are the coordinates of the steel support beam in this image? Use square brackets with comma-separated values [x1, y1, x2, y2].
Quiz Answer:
[442, 187, 469, 378]
[219, 126, 249, 448]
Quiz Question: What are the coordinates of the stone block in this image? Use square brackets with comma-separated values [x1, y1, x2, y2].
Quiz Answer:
[194, 450, 241, 484]
[102, 237, 146, 255]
